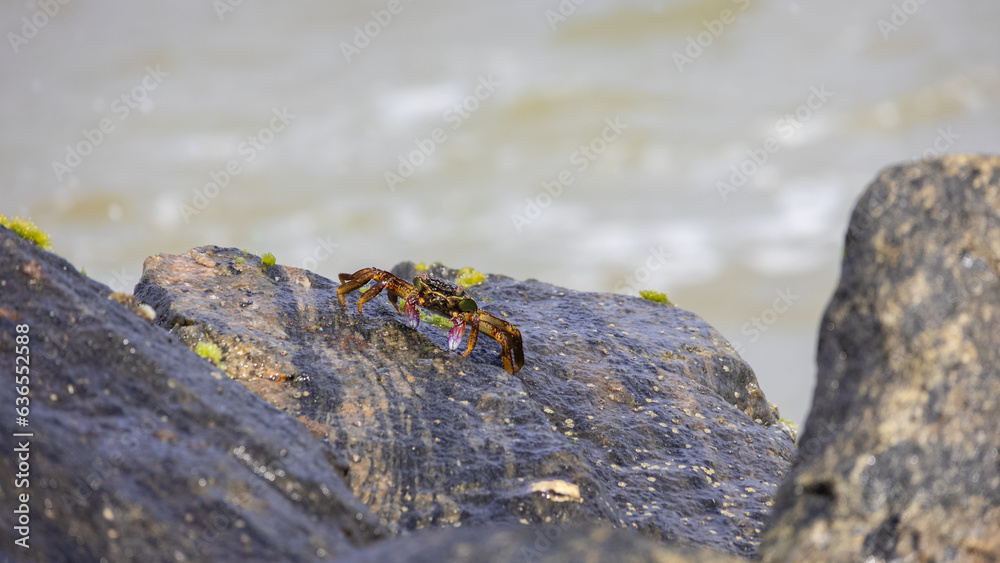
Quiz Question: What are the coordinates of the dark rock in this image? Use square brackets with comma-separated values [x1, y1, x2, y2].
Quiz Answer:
[339, 522, 744, 563]
[760, 155, 1000, 560]
[0, 225, 381, 563]
[135, 248, 795, 558]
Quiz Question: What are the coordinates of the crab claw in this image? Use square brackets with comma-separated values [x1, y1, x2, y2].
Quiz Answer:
[402, 296, 420, 328]
[448, 318, 467, 351]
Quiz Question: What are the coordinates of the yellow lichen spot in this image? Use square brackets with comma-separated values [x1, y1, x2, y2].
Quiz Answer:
[1, 214, 53, 251]
[414, 262, 429, 272]
[456, 267, 486, 287]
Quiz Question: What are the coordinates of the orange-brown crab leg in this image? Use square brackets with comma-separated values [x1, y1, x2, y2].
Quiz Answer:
[337, 268, 420, 327]
[453, 310, 524, 375]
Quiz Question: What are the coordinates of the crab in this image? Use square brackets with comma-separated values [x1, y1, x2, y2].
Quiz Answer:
[336, 267, 524, 375]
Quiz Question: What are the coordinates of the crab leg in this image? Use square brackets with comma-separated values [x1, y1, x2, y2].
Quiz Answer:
[355, 280, 388, 314]
[337, 267, 420, 327]
[455, 311, 524, 375]
[475, 312, 524, 374]
[337, 268, 378, 308]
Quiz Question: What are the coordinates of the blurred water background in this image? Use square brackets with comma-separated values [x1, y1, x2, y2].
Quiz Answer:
[2, 1, 998, 426]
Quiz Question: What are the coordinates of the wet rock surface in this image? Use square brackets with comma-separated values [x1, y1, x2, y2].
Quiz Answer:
[338, 523, 743, 563]
[761, 155, 1000, 561]
[0, 226, 381, 563]
[134, 248, 794, 558]
[7, 155, 999, 561]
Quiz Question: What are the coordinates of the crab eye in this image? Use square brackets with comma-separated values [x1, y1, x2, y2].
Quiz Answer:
[459, 298, 477, 312]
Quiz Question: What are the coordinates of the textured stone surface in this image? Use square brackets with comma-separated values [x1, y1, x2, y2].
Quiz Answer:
[761, 155, 1000, 561]
[135, 249, 794, 557]
[0, 226, 381, 563]
[340, 523, 744, 563]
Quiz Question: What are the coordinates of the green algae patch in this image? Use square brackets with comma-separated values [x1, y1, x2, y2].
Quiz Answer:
[261, 252, 276, 269]
[419, 310, 454, 330]
[640, 289, 673, 306]
[456, 267, 486, 287]
[195, 341, 224, 368]
[1, 214, 52, 251]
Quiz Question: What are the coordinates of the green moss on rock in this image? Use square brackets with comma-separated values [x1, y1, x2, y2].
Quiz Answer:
[640, 289, 673, 306]
[456, 267, 486, 287]
[194, 341, 223, 368]
[1, 214, 52, 251]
